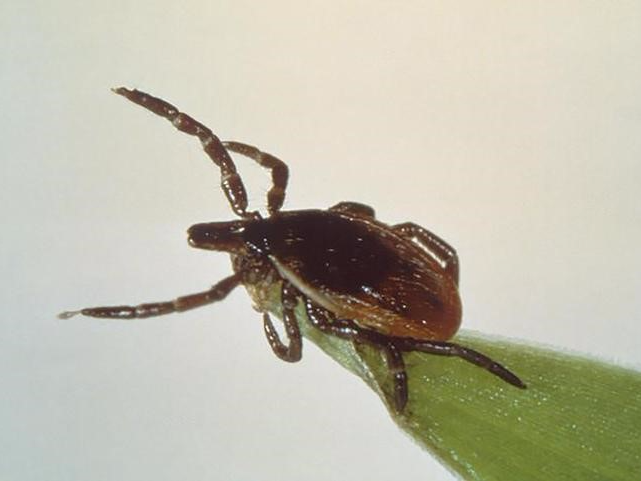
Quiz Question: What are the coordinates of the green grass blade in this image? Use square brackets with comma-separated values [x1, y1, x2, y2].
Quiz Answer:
[261, 289, 641, 480]
[384, 333, 641, 480]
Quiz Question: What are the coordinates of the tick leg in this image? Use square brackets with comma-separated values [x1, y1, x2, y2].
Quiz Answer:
[383, 343, 408, 411]
[394, 338, 527, 389]
[329, 201, 376, 219]
[112, 87, 258, 220]
[393, 222, 459, 286]
[304, 299, 409, 411]
[222, 141, 289, 215]
[59, 273, 241, 319]
[304, 299, 390, 344]
[262, 283, 302, 362]
[304, 299, 525, 408]
[304, 298, 351, 336]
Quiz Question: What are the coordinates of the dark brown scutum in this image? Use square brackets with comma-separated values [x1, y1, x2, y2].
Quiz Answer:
[243, 210, 398, 295]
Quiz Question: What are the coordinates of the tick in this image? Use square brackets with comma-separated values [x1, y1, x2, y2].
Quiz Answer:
[61, 88, 526, 412]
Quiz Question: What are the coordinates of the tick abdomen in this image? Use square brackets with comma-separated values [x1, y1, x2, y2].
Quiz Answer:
[243, 210, 461, 340]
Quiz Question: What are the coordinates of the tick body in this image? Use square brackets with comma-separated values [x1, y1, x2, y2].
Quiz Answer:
[61, 88, 525, 412]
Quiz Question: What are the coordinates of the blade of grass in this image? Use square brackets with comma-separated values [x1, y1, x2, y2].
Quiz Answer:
[257, 284, 641, 480]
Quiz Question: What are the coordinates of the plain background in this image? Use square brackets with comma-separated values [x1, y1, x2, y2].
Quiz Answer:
[2, 2, 640, 480]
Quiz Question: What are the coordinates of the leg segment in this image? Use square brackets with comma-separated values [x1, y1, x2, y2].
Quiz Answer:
[304, 299, 525, 411]
[383, 343, 408, 412]
[394, 222, 459, 285]
[304, 299, 409, 411]
[394, 338, 526, 389]
[223, 141, 289, 215]
[58, 273, 241, 319]
[113, 88, 258, 220]
[262, 282, 302, 362]
[330, 201, 376, 219]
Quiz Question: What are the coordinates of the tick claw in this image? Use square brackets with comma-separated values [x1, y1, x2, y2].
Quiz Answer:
[111, 86, 129, 96]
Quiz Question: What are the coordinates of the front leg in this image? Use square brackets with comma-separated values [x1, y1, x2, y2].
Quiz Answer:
[223, 141, 289, 215]
[59, 273, 241, 319]
[113, 88, 258, 220]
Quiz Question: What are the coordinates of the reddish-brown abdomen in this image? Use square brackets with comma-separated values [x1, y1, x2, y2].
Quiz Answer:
[242, 210, 462, 342]
[371, 273, 462, 340]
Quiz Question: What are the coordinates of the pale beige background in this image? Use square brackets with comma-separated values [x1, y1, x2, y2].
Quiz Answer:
[2, 2, 640, 480]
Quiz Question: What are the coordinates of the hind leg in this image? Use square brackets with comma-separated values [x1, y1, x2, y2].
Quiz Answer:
[394, 222, 459, 285]
[394, 337, 526, 389]
[303, 299, 409, 411]
[303, 299, 526, 411]
[329, 201, 376, 219]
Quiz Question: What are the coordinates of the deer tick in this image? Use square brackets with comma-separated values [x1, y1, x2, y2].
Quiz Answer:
[60, 88, 526, 412]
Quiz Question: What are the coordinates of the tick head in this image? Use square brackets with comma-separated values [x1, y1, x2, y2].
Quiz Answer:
[188, 220, 247, 253]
